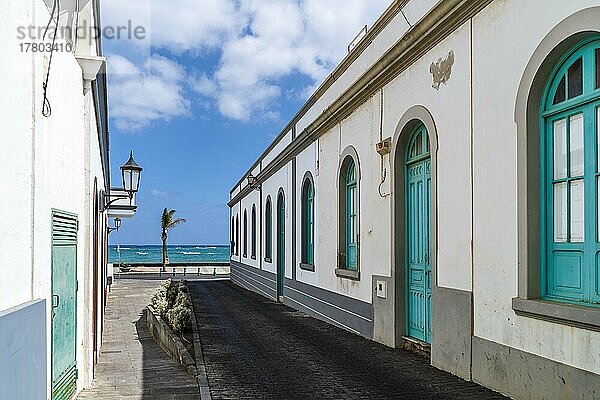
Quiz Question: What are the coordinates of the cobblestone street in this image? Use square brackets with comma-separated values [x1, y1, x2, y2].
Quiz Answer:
[189, 281, 507, 400]
[78, 279, 199, 400]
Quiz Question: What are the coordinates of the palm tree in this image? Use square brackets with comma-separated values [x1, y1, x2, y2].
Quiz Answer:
[161, 208, 186, 271]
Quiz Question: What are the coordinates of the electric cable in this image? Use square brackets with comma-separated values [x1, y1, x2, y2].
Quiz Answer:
[42, 0, 60, 117]
[401, 9, 412, 28]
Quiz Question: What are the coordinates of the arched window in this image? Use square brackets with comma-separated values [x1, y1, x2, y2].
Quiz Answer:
[301, 175, 315, 267]
[265, 196, 272, 261]
[231, 216, 235, 255]
[337, 152, 359, 275]
[251, 205, 257, 259]
[235, 215, 239, 255]
[243, 209, 248, 257]
[542, 37, 600, 305]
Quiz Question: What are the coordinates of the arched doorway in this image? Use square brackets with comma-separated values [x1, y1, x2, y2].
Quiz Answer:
[276, 190, 285, 302]
[392, 105, 438, 349]
[405, 123, 431, 343]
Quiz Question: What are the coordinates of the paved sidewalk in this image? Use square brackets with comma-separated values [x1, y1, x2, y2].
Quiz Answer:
[189, 280, 508, 400]
[78, 279, 199, 400]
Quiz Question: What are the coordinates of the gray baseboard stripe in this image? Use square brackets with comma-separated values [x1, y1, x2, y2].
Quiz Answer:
[231, 260, 374, 338]
[431, 286, 472, 381]
[231, 261, 276, 300]
[472, 335, 600, 400]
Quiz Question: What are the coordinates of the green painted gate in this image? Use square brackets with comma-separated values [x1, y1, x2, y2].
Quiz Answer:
[406, 124, 432, 343]
[51, 210, 78, 400]
[276, 192, 285, 301]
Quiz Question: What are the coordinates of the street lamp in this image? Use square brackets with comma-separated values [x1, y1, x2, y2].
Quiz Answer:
[121, 151, 143, 197]
[104, 151, 143, 211]
[108, 217, 122, 234]
[247, 174, 259, 190]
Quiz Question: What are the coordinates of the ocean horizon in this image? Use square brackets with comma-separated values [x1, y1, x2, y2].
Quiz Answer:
[109, 244, 230, 264]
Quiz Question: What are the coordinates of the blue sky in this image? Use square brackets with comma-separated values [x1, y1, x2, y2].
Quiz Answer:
[103, 0, 389, 245]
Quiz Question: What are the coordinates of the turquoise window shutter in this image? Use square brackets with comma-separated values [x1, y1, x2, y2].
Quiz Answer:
[541, 37, 600, 305]
[251, 206, 256, 258]
[301, 178, 315, 265]
[345, 161, 358, 270]
[265, 198, 272, 259]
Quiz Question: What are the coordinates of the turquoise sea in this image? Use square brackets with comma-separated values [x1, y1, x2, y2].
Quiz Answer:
[109, 245, 230, 264]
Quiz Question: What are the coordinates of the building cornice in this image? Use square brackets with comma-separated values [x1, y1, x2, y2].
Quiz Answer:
[229, 0, 493, 207]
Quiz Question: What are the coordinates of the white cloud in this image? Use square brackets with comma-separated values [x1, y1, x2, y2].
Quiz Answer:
[102, 0, 242, 52]
[108, 54, 190, 130]
[191, 0, 391, 120]
[103, 0, 391, 123]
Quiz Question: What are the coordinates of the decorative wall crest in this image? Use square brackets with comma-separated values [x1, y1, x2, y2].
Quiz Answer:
[430, 50, 455, 90]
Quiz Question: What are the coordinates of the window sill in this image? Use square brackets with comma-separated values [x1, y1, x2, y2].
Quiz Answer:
[335, 268, 360, 280]
[512, 297, 600, 332]
[299, 263, 315, 272]
[264, 257, 272, 263]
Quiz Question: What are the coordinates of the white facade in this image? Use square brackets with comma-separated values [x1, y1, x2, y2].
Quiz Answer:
[229, 1, 600, 398]
[0, 0, 117, 398]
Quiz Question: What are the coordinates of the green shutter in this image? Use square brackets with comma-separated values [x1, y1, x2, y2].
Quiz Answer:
[345, 162, 357, 270]
[265, 199, 272, 259]
[51, 210, 78, 400]
[542, 37, 600, 305]
[301, 179, 315, 265]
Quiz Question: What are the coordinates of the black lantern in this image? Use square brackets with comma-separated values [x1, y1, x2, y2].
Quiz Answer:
[121, 151, 142, 197]
[247, 174, 258, 187]
[108, 217, 122, 234]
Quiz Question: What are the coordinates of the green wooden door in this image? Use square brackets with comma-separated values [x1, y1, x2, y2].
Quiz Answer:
[51, 210, 78, 400]
[276, 192, 285, 300]
[406, 124, 432, 343]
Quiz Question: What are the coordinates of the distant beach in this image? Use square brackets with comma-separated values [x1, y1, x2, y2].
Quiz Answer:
[109, 245, 230, 264]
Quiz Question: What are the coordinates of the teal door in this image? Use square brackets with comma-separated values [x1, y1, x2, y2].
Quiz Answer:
[406, 124, 432, 343]
[276, 192, 285, 300]
[51, 211, 78, 400]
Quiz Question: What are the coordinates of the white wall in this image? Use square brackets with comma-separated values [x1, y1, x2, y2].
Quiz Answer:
[0, 0, 110, 396]
[472, 0, 600, 374]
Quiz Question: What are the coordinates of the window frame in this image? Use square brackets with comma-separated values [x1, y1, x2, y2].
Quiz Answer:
[231, 216, 235, 256]
[300, 173, 315, 271]
[235, 214, 239, 256]
[540, 37, 600, 306]
[265, 196, 273, 262]
[243, 209, 248, 258]
[513, 14, 600, 332]
[251, 205, 257, 259]
[336, 147, 360, 280]
[345, 162, 358, 270]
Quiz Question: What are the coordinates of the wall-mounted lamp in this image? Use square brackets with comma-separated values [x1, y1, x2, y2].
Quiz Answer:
[121, 151, 143, 196]
[104, 151, 143, 211]
[247, 174, 260, 191]
[108, 218, 122, 234]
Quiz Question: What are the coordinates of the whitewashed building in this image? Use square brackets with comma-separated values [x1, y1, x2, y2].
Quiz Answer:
[0, 1, 137, 399]
[229, 1, 600, 398]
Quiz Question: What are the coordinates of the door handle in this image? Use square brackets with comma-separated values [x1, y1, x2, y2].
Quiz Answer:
[52, 294, 60, 308]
